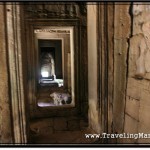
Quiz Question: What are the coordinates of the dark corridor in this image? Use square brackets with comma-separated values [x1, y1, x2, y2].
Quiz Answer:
[39, 40, 63, 80]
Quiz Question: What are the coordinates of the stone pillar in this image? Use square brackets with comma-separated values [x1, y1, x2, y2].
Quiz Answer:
[87, 3, 101, 133]
[0, 3, 13, 143]
[5, 3, 27, 143]
[113, 3, 131, 136]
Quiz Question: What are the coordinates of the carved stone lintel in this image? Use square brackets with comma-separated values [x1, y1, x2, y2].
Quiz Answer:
[25, 4, 78, 19]
[34, 29, 70, 34]
[24, 3, 87, 19]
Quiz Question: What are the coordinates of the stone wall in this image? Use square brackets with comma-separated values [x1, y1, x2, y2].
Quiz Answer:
[0, 3, 28, 144]
[87, 4, 101, 133]
[0, 4, 13, 143]
[113, 3, 131, 135]
[123, 2, 150, 143]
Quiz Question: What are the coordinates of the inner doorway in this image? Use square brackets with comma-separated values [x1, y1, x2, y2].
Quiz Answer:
[35, 27, 74, 108]
[26, 20, 84, 118]
[39, 40, 63, 85]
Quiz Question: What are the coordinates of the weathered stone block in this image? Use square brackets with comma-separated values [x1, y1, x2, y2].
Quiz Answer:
[30, 118, 53, 129]
[138, 99, 150, 144]
[132, 10, 150, 35]
[138, 123, 150, 143]
[53, 131, 82, 143]
[140, 79, 150, 91]
[139, 105, 150, 128]
[114, 5, 131, 39]
[80, 119, 88, 130]
[68, 120, 80, 131]
[132, 18, 143, 35]
[124, 114, 138, 134]
[123, 114, 138, 143]
[125, 96, 140, 121]
[126, 86, 141, 100]
[128, 34, 144, 77]
[127, 78, 141, 88]
[128, 60, 137, 77]
[88, 100, 101, 133]
[0, 4, 13, 143]
[39, 126, 53, 135]
[67, 116, 79, 121]
[130, 34, 144, 55]
[54, 118, 67, 131]
[140, 90, 150, 107]
[145, 73, 150, 80]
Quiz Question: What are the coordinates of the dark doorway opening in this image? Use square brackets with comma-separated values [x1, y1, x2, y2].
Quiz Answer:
[40, 47, 55, 80]
[37, 39, 73, 107]
[41, 47, 55, 64]
[38, 40, 63, 85]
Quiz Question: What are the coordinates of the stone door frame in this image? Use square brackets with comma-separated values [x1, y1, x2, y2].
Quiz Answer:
[25, 19, 84, 118]
[5, 3, 27, 143]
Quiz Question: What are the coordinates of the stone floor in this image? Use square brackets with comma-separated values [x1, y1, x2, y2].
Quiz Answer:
[29, 116, 99, 144]
[31, 85, 98, 144]
[37, 85, 73, 107]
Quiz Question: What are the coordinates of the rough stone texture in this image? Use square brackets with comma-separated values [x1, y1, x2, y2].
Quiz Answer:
[31, 129, 97, 144]
[54, 118, 67, 131]
[5, 4, 28, 143]
[140, 90, 150, 107]
[124, 77, 150, 144]
[138, 105, 150, 143]
[30, 118, 53, 131]
[128, 34, 144, 77]
[0, 4, 13, 143]
[138, 106, 150, 129]
[130, 3, 150, 79]
[68, 120, 80, 131]
[138, 104, 150, 143]
[0, 4, 28, 143]
[124, 2, 150, 144]
[132, 3, 150, 35]
[123, 114, 138, 143]
[30, 117, 97, 144]
[125, 96, 139, 121]
[80, 119, 88, 130]
[113, 4, 131, 134]
[126, 85, 141, 100]
[87, 4, 101, 134]
[30, 118, 54, 136]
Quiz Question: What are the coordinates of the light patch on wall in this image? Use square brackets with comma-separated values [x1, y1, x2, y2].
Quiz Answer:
[41, 71, 49, 77]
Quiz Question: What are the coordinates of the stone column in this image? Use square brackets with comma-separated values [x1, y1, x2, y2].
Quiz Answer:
[5, 3, 27, 143]
[0, 3, 13, 144]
